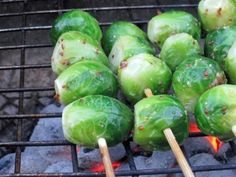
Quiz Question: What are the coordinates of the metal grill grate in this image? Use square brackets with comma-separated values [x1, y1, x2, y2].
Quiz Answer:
[0, 0, 236, 176]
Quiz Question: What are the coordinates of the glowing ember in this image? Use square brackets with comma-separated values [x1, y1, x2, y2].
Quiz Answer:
[189, 123, 223, 153]
[90, 161, 121, 173]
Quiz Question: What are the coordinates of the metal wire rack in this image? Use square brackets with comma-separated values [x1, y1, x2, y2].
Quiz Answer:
[0, 0, 236, 176]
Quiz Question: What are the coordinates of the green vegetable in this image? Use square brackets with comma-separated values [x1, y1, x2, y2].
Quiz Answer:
[102, 21, 147, 55]
[147, 11, 201, 48]
[109, 35, 155, 73]
[134, 95, 189, 151]
[205, 25, 236, 68]
[195, 84, 236, 142]
[51, 31, 109, 75]
[198, 0, 236, 32]
[51, 9, 102, 45]
[55, 60, 117, 105]
[172, 56, 227, 112]
[160, 33, 201, 71]
[63, 95, 133, 147]
[225, 42, 236, 84]
[118, 53, 172, 103]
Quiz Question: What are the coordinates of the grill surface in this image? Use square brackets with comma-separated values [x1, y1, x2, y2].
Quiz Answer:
[0, 0, 236, 176]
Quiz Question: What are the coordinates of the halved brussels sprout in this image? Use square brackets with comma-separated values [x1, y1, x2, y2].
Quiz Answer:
[160, 33, 201, 71]
[51, 31, 108, 75]
[55, 60, 117, 105]
[109, 35, 155, 73]
[195, 84, 236, 142]
[134, 95, 189, 151]
[63, 95, 133, 147]
[51, 9, 102, 45]
[118, 53, 172, 103]
[172, 56, 227, 112]
[147, 11, 201, 48]
[198, 0, 236, 32]
[102, 21, 147, 55]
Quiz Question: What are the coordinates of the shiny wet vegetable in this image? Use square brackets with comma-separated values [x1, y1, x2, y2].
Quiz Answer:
[198, 0, 236, 32]
[118, 53, 172, 103]
[134, 95, 189, 151]
[51, 31, 108, 75]
[195, 84, 236, 142]
[51, 9, 102, 45]
[62, 95, 133, 147]
[55, 60, 117, 105]
[225, 42, 236, 84]
[102, 21, 147, 55]
[147, 11, 201, 48]
[172, 56, 227, 112]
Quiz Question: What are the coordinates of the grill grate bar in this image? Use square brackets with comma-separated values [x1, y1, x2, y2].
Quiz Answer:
[0, 64, 51, 70]
[0, 4, 198, 17]
[0, 44, 51, 50]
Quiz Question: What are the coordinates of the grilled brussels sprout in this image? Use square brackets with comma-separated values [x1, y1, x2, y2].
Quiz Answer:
[134, 95, 189, 151]
[62, 95, 133, 147]
[51, 9, 102, 45]
[102, 21, 147, 55]
[160, 33, 201, 71]
[55, 61, 117, 105]
[118, 53, 172, 103]
[109, 35, 155, 73]
[195, 84, 236, 141]
[198, 0, 236, 32]
[225, 42, 236, 84]
[147, 11, 201, 48]
[205, 25, 236, 68]
[51, 31, 108, 75]
[172, 56, 227, 112]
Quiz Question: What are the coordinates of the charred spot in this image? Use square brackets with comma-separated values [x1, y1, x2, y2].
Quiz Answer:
[204, 108, 209, 115]
[120, 61, 128, 69]
[204, 70, 209, 78]
[96, 48, 99, 55]
[157, 9, 162, 15]
[205, 8, 208, 15]
[111, 54, 114, 58]
[138, 125, 144, 131]
[61, 43, 64, 50]
[54, 94, 60, 102]
[217, 8, 222, 16]
[62, 85, 68, 89]
[61, 60, 70, 66]
[59, 52, 64, 57]
[209, 73, 226, 88]
[221, 106, 227, 114]
[229, 18, 233, 22]
[192, 41, 196, 45]
[95, 72, 102, 76]
[186, 64, 192, 67]
[82, 39, 87, 44]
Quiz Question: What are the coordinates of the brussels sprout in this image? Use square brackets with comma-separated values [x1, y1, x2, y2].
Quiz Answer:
[109, 35, 155, 73]
[195, 84, 236, 142]
[55, 61, 117, 105]
[172, 56, 227, 112]
[205, 25, 236, 68]
[62, 95, 133, 147]
[198, 0, 236, 32]
[147, 11, 201, 48]
[51, 31, 109, 75]
[118, 53, 172, 103]
[225, 42, 236, 84]
[160, 33, 201, 71]
[51, 9, 102, 45]
[134, 95, 189, 151]
[102, 21, 147, 55]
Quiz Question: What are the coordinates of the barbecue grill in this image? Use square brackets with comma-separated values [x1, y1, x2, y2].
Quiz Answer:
[0, 0, 236, 176]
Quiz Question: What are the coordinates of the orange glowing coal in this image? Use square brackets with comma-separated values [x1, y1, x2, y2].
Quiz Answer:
[189, 123, 223, 153]
[90, 161, 121, 173]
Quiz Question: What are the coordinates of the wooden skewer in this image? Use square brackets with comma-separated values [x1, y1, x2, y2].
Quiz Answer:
[98, 138, 115, 177]
[144, 88, 195, 177]
[232, 125, 236, 137]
